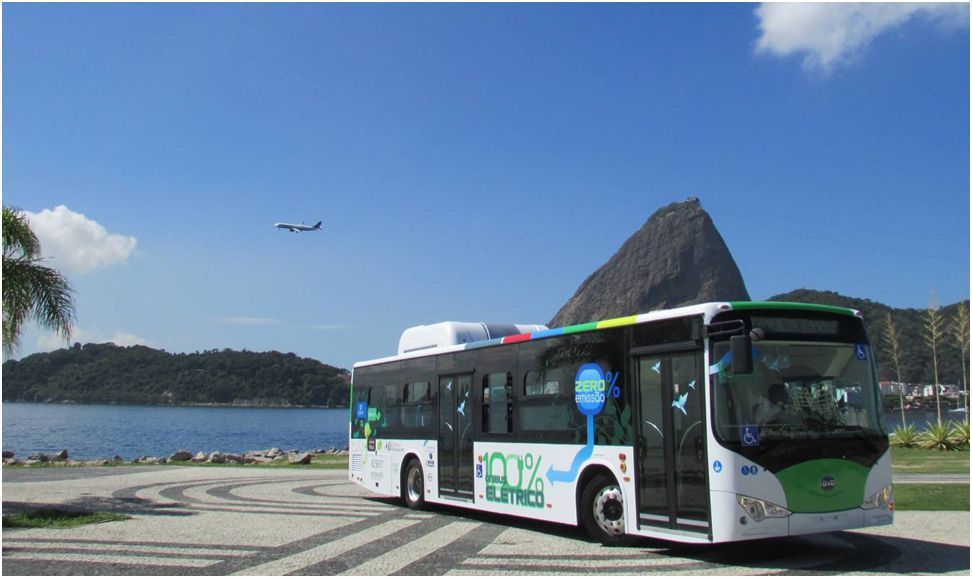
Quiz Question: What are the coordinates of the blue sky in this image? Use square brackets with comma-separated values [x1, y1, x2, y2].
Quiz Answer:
[4, 3, 969, 369]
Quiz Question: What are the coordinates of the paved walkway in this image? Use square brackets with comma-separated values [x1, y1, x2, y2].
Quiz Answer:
[2, 466, 969, 575]
[893, 473, 970, 484]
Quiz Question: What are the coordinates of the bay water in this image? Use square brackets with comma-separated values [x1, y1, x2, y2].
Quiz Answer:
[2, 402, 966, 461]
[1, 402, 348, 460]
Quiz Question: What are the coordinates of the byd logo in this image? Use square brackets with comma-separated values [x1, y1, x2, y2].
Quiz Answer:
[820, 476, 837, 491]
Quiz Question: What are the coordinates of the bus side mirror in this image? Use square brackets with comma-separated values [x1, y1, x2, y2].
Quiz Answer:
[730, 335, 754, 374]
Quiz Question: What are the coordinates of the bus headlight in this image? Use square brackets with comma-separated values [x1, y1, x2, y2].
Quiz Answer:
[861, 485, 893, 510]
[736, 495, 791, 522]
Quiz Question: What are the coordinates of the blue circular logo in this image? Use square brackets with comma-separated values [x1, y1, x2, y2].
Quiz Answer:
[574, 363, 607, 416]
[713, 460, 723, 473]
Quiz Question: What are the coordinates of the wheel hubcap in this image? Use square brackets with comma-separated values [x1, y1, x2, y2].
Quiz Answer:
[593, 486, 625, 535]
[407, 467, 423, 503]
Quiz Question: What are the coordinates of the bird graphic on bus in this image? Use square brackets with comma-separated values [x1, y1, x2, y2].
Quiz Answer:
[672, 392, 689, 415]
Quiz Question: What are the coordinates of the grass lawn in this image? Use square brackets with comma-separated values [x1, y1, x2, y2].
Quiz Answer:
[893, 483, 970, 511]
[891, 447, 970, 474]
[155, 454, 349, 469]
[3, 509, 130, 529]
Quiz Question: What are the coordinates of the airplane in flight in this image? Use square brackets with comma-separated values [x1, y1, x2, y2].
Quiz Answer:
[274, 220, 323, 233]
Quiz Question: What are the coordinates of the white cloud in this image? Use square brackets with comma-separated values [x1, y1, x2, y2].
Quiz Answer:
[25, 205, 137, 274]
[754, 3, 969, 73]
[36, 328, 149, 352]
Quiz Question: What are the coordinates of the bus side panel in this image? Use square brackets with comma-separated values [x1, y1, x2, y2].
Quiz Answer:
[473, 442, 632, 526]
[350, 438, 436, 499]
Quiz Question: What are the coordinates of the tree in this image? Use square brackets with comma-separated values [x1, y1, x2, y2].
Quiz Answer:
[954, 301, 970, 417]
[924, 292, 945, 427]
[2, 206, 75, 356]
[883, 312, 907, 427]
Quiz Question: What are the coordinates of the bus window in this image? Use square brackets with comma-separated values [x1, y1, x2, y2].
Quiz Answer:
[520, 367, 569, 432]
[402, 381, 432, 429]
[368, 384, 400, 434]
[482, 372, 512, 434]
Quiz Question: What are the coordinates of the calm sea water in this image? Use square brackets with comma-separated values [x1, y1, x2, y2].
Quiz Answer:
[885, 408, 968, 430]
[1, 402, 349, 460]
[2, 402, 965, 461]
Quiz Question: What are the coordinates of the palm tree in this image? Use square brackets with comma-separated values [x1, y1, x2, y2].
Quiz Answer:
[954, 301, 970, 417]
[924, 292, 944, 427]
[883, 312, 906, 427]
[2, 206, 75, 356]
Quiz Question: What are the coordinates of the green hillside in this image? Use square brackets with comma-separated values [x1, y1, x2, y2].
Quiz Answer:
[769, 289, 968, 386]
[3, 289, 966, 408]
[2, 343, 350, 407]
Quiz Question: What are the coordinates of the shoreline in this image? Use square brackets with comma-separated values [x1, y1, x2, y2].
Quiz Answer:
[2, 400, 348, 410]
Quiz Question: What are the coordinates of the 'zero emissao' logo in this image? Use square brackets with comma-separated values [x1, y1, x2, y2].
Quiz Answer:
[574, 363, 620, 415]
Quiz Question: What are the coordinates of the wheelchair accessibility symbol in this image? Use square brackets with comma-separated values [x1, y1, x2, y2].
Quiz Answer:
[741, 425, 760, 447]
[855, 344, 868, 361]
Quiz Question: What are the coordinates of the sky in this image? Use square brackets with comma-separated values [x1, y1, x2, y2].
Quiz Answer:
[3, 3, 970, 369]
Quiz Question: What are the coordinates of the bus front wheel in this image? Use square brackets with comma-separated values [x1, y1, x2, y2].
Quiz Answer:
[402, 458, 426, 510]
[580, 474, 632, 545]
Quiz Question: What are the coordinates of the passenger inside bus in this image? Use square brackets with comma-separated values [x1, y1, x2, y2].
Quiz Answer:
[752, 382, 791, 424]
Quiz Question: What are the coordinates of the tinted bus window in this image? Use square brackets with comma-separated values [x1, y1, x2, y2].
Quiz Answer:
[483, 372, 512, 434]
[401, 381, 434, 431]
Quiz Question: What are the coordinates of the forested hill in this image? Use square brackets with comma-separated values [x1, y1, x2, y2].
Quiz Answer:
[769, 289, 968, 386]
[2, 343, 351, 407]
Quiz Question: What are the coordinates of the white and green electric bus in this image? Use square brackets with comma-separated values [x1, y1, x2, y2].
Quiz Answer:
[348, 302, 893, 544]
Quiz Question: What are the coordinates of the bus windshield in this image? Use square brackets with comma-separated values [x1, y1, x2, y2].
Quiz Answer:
[711, 340, 885, 447]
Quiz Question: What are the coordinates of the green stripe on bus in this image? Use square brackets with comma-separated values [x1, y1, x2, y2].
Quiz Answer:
[730, 301, 857, 317]
[562, 322, 598, 334]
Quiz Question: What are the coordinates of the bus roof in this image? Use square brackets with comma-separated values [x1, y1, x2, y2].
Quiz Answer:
[353, 301, 861, 368]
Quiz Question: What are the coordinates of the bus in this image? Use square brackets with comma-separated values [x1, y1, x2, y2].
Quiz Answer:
[348, 302, 893, 544]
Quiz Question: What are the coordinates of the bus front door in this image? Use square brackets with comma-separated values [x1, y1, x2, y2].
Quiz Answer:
[635, 353, 710, 535]
[437, 374, 474, 500]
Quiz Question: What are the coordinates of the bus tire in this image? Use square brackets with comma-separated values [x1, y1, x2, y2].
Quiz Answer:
[402, 458, 426, 510]
[580, 474, 632, 546]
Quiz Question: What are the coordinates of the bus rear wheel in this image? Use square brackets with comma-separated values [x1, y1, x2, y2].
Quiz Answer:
[580, 474, 632, 546]
[402, 458, 426, 510]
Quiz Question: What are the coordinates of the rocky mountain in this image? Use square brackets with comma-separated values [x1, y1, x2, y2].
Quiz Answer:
[549, 197, 750, 327]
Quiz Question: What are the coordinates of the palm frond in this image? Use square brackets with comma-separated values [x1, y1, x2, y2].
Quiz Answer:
[2, 256, 75, 356]
[2, 206, 40, 260]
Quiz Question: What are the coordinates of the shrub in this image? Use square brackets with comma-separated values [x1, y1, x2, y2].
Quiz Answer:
[948, 420, 970, 448]
[890, 424, 919, 448]
[917, 422, 956, 451]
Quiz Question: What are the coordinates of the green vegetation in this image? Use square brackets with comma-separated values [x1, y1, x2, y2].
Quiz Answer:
[949, 421, 970, 447]
[3, 509, 129, 528]
[2, 343, 350, 407]
[158, 454, 349, 469]
[253, 454, 348, 469]
[892, 421, 969, 451]
[893, 484, 970, 511]
[891, 446, 970, 474]
[770, 290, 969, 389]
[917, 422, 957, 451]
[890, 424, 919, 448]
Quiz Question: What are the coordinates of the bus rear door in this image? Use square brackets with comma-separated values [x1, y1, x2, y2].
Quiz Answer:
[438, 373, 474, 500]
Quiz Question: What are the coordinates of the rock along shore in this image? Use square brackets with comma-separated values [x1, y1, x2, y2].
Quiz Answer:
[0, 446, 349, 467]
